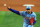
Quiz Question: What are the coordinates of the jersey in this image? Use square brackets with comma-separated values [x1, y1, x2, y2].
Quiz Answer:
[19, 11, 36, 25]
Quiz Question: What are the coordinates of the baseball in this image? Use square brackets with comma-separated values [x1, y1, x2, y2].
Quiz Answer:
[4, 4, 6, 6]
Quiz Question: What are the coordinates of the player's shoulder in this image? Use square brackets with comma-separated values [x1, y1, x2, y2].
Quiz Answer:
[32, 12, 36, 15]
[32, 12, 36, 14]
[19, 11, 25, 13]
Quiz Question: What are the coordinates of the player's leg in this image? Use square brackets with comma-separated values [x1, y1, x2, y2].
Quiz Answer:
[23, 24, 28, 27]
[28, 25, 33, 27]
[23, 22, 28, 27]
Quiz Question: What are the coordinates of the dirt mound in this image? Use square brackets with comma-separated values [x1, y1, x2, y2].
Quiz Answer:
[0, 0, 40, 12]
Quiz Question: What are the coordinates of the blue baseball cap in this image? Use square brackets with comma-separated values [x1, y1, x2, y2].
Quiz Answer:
[26, 6, 31, 10]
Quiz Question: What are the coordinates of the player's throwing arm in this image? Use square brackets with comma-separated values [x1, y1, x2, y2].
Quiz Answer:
[7, 7, 21, 15]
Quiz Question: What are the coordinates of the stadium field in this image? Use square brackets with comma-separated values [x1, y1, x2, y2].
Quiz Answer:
[0, 11, 40, 27]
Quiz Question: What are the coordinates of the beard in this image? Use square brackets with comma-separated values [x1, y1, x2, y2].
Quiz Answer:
[27, 12, 30, 14]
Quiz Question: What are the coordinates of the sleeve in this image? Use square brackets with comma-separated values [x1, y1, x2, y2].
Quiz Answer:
[19, 11, 24, 16]
[9, 8, 20, 15]
[33, 13, 37, 25]
[34, 14, 37, 21]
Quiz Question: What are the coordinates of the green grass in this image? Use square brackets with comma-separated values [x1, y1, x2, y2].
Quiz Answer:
[0, 11, 40, 27]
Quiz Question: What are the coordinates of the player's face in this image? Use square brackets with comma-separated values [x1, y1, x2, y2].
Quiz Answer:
[26, 9, 31, 14]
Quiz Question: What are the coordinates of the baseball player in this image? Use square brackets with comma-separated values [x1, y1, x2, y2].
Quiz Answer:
[7, 6, 36, 27]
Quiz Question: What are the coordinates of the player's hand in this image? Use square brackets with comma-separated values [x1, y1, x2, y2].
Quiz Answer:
[31, 23, 33, 25]
[7, 7, 11, 9]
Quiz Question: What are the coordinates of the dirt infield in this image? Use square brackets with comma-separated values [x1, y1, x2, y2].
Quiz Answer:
[0, 0, 40, 12]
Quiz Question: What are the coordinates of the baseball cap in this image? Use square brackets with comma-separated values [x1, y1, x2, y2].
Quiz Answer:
[26, 6, 31, 10]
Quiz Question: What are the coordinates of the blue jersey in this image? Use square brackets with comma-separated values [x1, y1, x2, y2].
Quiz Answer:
[9, 8, 36, 27]
[19, 11, 36, 24]
[9, 8, 36, 25]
